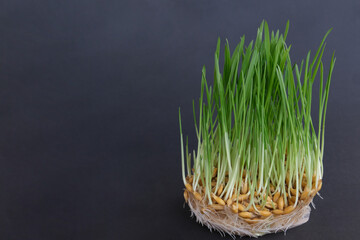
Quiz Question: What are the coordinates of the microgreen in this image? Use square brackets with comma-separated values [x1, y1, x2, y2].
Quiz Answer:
[179, 20, 335, 207]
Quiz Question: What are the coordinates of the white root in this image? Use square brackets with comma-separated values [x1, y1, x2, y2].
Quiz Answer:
[185, 192, 313, 238]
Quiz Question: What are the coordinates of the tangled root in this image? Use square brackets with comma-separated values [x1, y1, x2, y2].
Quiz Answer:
[186, 193, 312, 238]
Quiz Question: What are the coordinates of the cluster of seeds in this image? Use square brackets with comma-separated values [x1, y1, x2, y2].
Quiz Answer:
[183, 169, 322, 224]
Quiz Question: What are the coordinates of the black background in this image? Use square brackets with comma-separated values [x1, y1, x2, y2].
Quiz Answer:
[0, 0, 359, 239]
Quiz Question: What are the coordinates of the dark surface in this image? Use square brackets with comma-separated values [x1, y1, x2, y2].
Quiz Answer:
[0, 0, 359, 239]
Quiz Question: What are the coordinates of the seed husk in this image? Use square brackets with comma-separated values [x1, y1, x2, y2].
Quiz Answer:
[212, 194, 226, 206]
[193, 192, 202, 201]
[210, 204, 224, 210]
[278, 196, 284, 210]
[244, 218, 260, 224]
[310, 189, 317, 197]
[184, 190, 188, 202]
[232, 193, 248, 202]
[237, 203, 246, 212]
[212, 168, 217, 178]
[301, 187, 310, 200]
[258, 210, 272, 217]
[217, 184, 224, 195]
[272, 209, 284, 215]
[239, 211, 254, 219]
[231, 193, 237, 200]
[185, 183, 193, 192]
[285, 173, 290, 185]
[273, 192, 280, 202]
[248, 205, 255, 212]
[188, 176, 193, 184]
[241, 181, 248, 194]
[265, 201, 277, 209]
[284, 205, 295, 214]
[238, 194, 249, 201]
[312, 175, 317, 183]
[231, 204, 239, 213]
[317, 180, 323, 191]
[290, 188, 297, 195]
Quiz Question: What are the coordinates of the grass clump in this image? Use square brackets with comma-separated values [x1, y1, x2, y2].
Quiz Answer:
[179, 20, 335, 222]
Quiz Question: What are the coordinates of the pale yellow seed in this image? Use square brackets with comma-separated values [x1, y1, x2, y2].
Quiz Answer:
[312, 175, 317, 183]
[265, 201, 277, 209]
[244, 202, 255, 212]
[285, 173, 290, 185]
[244, 218, 260, 224]
[270, 184, 275, 193]
[248, 205, 255, 212]
[185, 183, 193, 192]
[211, 181, 216, 187]
[212, 168, 217, 178]
[267, 196, 272, 202]
[272, 209, 284, 215]
[238, 211, 254, 219]
[301, 187, 310, 200]
[284, 205, 295, 214]
[212, 194, 225, 206]
[258, 210, 272, 217]
[237, 203, 246, 212]
[227, 198, 233, 206]
[231, 193, 248, 201]
[210, 204, 224, 210]
[317, 180, 323, 192]
[238, 194, 249, 201]
[289, 196, 296, 203]
[290, 188, 297, 195]
[241, 181, 248, 194]
[310, 189, 317, 197]
[231, 204, 239, 213]
[217, 184, 224, 195]
[188, 176, 193, 184]
[278, 196, 284, 210]
[273, 192, 280, 202]
[184, 190, 188, 202]
[193, 192, 202, 201]
[231, 193, 237, 201]
[238, 204, 246, 212]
